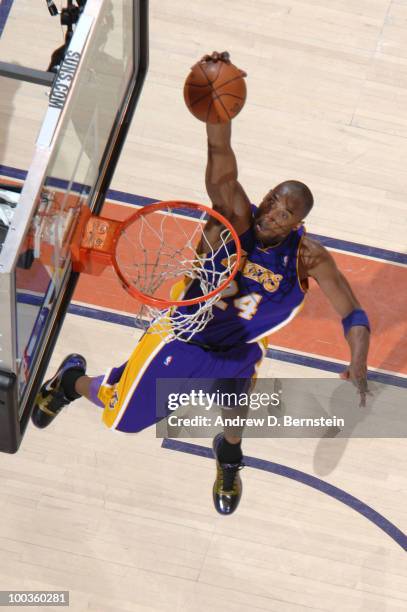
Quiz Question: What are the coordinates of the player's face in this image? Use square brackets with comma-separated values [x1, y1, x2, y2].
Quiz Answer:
[254, 189, 304, 244]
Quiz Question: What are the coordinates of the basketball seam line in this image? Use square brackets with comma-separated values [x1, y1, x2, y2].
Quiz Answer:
[215, 86, 232, 120]
[190, 90, 214, 107]
[215, 93, 245, 101]
[191, 62, 220, 113]
[197, 59, 223, 88]
[191, 66, 244, 115]
[186, 82, 214, 88]
[197, 61, 216, 87]
[212, 60, 224, 87]
[214, 74, 246, 91]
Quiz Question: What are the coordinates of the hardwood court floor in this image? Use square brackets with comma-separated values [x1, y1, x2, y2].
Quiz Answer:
[0, 1, 406, 611]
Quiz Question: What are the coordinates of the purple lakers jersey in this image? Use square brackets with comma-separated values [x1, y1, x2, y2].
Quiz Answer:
[179, 208, 307, 346]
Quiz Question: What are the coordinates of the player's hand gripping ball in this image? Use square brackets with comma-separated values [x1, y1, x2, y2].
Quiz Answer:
[184, 51, 247, 123]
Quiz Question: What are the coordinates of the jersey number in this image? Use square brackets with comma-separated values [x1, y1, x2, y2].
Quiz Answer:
[215, 281, 262, 320]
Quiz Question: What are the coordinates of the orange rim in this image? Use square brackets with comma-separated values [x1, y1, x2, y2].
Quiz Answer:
[111, 200, 242, 308]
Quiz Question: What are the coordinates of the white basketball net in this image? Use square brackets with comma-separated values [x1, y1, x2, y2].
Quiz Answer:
[115, 205, 239, 343]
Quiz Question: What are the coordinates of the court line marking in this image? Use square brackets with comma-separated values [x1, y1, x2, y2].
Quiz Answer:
[4, 162, 407, 386]
[1, 164, 406, 265]
[162, 438, 407, 552]
[324, 247, 407, 269]
[62, 300, 406, 387]
[266, 346, 407, 387]
[267, 343, 407, 378]
[106, 192, 407, 265]
[2, 3, 405, 564]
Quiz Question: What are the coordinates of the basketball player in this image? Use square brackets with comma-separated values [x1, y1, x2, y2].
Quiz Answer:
[32, 51, 370, 516]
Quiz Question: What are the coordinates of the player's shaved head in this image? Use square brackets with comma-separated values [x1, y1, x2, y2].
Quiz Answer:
[255, 179, 314, 245]
[274, 180, 314, 218]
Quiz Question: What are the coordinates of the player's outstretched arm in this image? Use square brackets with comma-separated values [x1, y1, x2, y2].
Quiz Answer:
[202, 54, 252, 235]
[206, 122, 252, 234]
[301, 237, 370, 406]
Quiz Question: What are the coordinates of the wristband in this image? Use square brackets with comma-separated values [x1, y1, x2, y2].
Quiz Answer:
[342, 309, 370, 337]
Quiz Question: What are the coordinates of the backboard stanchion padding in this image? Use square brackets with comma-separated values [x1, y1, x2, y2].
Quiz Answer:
[0, 372, 20, 454]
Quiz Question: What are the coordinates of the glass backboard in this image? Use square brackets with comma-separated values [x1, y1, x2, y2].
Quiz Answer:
[0, 0, 148, 452]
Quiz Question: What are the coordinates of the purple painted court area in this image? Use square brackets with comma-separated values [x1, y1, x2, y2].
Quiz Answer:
[0, 163, 406, 265]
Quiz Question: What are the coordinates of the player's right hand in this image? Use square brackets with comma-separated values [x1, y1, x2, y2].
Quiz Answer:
[200, 51, 231, 64]
[340, 365, 369, 407]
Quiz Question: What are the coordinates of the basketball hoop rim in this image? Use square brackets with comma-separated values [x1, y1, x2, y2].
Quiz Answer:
[110, 200, 242, 308]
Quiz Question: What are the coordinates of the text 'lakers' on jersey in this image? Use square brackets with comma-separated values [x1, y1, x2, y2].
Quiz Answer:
[179, 208, 307, 347]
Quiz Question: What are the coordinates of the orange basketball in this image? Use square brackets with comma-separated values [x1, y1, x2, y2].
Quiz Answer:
[184, 60, 247, 123]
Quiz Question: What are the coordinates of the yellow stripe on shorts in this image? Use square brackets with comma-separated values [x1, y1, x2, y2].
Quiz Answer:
[99, 327, 166, 430]
[99, 276, 192, 429]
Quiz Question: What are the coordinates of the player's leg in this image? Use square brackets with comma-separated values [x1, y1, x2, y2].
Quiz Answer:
[103, 336, 216, 433]
[31, 354, 86, 428]
[31, 354, 126, 429]
[211, 343, 265, 515]
[31, 330, 213, 433]
[212, 403, 247, 515]
[74, 374, 103, 404]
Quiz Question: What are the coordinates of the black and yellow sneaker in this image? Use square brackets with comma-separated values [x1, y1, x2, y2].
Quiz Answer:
[31, 354, 86, 429]
[212, 433, 244, 515]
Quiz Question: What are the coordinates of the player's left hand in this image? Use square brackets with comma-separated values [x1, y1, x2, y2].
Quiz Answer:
[340, 363, 369, 407]
[200, 51, 231, 64]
